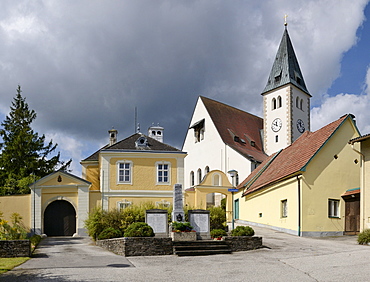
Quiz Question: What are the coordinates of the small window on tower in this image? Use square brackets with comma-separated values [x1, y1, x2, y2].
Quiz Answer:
[157, 131, 162, 135]
[277, 96, 282, 108]
[275, 135, 279, 143]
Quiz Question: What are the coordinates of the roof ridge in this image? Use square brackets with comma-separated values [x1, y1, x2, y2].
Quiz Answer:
[200, 96, 262, 120]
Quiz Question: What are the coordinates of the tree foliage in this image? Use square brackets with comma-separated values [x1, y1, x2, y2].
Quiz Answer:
[0, 85, 71, 195]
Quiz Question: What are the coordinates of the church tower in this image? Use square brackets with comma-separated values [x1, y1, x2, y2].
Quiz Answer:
[262, 23, 311, 155]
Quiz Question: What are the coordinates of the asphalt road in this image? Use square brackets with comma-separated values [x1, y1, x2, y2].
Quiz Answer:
[1, 225, 370, 281]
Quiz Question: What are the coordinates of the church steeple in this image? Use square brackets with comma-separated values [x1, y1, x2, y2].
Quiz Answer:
[262, 23, 311, 156]
[262, 26, 310, 96]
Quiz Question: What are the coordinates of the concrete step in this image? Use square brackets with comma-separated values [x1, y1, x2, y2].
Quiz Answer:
[173, 240, 232, 256]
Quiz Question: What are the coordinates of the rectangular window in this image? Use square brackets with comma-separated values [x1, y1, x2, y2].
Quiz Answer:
[117, 200, 132, 211]
[328, 199, 340, 218]
[118, 162, 131, 183]
[157, 163, 170, 184]
[281, 199, 288, 218]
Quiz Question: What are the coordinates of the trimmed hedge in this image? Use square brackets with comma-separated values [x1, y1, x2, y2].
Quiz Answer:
[124, 222, 154, 237]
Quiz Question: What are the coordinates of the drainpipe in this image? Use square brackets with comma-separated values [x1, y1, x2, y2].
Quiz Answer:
[351, 144, 365, 231]
[297, 175, 301, 236]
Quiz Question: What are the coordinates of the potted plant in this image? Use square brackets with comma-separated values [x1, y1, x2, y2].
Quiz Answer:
[170, 222, 197, 241]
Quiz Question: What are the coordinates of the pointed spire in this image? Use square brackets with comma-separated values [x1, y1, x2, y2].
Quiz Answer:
[262, 25, 310, 96]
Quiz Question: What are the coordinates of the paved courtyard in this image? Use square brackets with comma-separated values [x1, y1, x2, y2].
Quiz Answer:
[1, 225, 370, 281]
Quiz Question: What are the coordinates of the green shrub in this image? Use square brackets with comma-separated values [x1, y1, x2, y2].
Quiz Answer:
[231, 226, 254, 236]
[0, 212, 28, 240]
[29, 234, 41, 247]
[97, 227, 122, 240]
[210, 229, 227, 238]
[124, 222, 154, 237]
[84, 207, 105, 240]
[171, 222, 193, 232]
[84, 202, 171, 240]
[358, 229, 370, 245]
[221, 198, 226, 211]
[207, 206, 226, 230]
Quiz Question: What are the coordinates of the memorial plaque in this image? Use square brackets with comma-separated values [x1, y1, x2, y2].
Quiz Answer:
[145, 209, 168, 237]
[188, 209, 211, 240]
[190, 213, 209, 233]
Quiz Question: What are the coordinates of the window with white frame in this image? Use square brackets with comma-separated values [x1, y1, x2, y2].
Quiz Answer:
[281, 199, 288, 218]
[117, 161, 132, 183]
[117, 200, 132, 211]
[328, 199, 340, 218]
[157, 162, 170, 184]
[155, 200, 171, 208]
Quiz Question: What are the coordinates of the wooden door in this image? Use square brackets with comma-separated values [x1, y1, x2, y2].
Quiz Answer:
[44, 200, 76, 236]
[344, 195, 360, 235]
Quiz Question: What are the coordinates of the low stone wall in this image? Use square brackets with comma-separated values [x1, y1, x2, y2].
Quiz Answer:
[96, 237, 173, 256]
[0, 240, 31, 258]
[224, 236, 262, 252]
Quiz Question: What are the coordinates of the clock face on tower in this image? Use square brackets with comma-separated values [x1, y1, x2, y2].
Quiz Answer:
[271, 118, 282, 132]
[297, 119, 305, 133]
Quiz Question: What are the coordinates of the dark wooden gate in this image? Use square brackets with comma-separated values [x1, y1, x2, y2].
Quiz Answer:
[343, 194, 360, 235]
[44, 200, 76, 236]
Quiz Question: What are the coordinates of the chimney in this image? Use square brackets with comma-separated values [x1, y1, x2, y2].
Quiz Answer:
[108, 128, 118, 146]
[148, 123, 164, 143]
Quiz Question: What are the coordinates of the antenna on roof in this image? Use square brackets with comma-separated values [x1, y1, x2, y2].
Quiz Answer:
[135, 107, 138, 133]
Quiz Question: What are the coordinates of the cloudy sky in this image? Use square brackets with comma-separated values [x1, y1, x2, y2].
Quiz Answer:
[0, 0, 369, 175]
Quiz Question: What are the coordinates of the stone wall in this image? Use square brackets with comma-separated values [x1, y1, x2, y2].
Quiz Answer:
[96, 237, 173, 256]
[0, 240, 31, 258]
[97, 236, 262, 256]
[224, 236, 262, 252]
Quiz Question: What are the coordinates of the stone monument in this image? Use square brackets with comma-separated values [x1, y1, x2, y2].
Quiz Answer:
[188, 209, 211, 240]
[172, 184, 185, 222]
[145, 209, 168, 238]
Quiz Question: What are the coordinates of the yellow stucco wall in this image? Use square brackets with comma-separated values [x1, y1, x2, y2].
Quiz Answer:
[359, 138, 370, 230]
[82, 163, 100, 191]
[237, 118, 360, 236]
[184, 170, 233, 221]
[41, 189, 78, 211]
[108, 197, 173, 210]
[109, 157, 177, 191]
[238, 177, 299, 233]
[89, 191, 102, 212]
[301, 119, 360, 234]
[0, 194, 31, 229]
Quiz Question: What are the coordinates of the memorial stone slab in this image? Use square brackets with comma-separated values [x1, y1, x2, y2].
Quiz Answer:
[145, 209, 168, 237]
[189, 209, 211, 240]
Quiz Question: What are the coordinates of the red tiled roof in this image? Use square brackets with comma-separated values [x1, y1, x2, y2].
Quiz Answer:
[201, 96, 267, 163]
[240, 114, 352, 196]
[341, 188, 360, 197]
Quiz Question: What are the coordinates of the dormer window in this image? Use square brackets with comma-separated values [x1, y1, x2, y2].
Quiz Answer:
[135, 136, 148, 148]
[190, 119, 205, 143]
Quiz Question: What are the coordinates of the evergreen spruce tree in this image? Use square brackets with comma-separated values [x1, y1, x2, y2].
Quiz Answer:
[0, 85, 70, 195]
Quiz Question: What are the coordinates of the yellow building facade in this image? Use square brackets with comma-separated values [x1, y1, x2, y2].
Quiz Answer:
[236, 115, 361, 236]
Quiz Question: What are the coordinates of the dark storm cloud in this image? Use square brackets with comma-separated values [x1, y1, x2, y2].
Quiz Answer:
[0, 1, 367, 171]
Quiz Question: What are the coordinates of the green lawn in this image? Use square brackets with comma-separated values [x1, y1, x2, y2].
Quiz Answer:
[0, 257, 30, 274]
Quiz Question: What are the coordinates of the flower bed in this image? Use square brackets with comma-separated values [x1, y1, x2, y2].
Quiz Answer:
[170, 231, 197, 241]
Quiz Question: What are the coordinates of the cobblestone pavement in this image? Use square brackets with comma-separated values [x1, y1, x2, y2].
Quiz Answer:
[1, 225, 369, 281]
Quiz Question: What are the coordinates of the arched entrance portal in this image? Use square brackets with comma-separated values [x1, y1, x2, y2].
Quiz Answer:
[44, 200, 76, 236]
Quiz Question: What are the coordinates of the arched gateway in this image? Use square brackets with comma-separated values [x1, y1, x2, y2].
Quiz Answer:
[44, 200, 76, 236]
